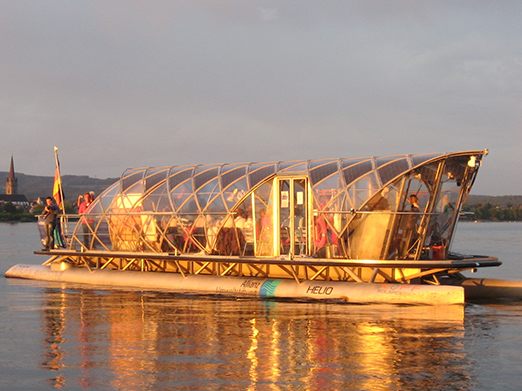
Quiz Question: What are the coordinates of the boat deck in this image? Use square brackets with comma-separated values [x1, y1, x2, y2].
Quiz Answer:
[35, 249, 500, 284]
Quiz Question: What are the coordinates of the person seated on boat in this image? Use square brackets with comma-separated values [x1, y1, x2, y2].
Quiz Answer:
[41, 196, 58, 250]
[77, 192, 94, 248]
[213, 214, 245, 255]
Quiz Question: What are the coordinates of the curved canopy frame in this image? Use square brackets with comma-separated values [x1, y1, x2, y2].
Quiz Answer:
[69, 150, 487, 263]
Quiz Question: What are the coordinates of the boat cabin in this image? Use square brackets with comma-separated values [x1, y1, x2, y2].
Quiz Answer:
[70, 150, 486, 263]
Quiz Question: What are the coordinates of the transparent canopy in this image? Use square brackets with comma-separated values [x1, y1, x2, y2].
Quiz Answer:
[70, 150, 486, 261]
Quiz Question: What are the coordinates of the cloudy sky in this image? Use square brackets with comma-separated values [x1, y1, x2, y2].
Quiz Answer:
[1, 1, 521, 194]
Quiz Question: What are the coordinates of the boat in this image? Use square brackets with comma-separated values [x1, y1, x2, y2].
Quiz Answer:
[6, 149, 522, 305]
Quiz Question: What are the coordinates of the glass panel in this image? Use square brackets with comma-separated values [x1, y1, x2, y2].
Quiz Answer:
[144, 168, 168, 191]
[309, 159, 331, 169]
[254, 181, 274, 256]
[178, 195, 199, 215]
[364, 183, 400, 212]
[170, 179, 194, 212]
[233, 194, 255, 256]
[94, 182, 120, 213]
[142, 183, 170, 211]
[203, 214, 220, 253]
[279, 179, 291, 255]
[416, 162, 439, 191]
[348, 172, 379, 210]
[213, 214, 242, 255]
[153, 195, 173, 215]
[378, 158, 410, 185]
[205, 194, 228, 214]
[108, 193, 143, 251]
[221, 166, 246, 189]
[293, 179, 307, 256]
[191, 215, 207, 252]
[411, 153, 439, 168]
[194, 167, 219, 190]
[343, 160, 373, 186]
[121, 170, 144, 192]
[313, 172, 340, 207]
[111, 190, 143, 212]
[389, 171, 432, 259]
[141, 194, 161, 214]
[140, 211, 161, 252]
[223, 177, 248, 210]
[179, 214, 205, 253]
[158, 216, 186, 253]
[91, 218, 111, 250]
[376, 155, 401, 168]
[277, 178, 309, 256]
[344, 182, 402, 260]
[249, 164, 275, 189]
[154, 216, 178, 252]
[279, 162, 307, 173]
[168, 169, 193, 191]
[277, 160, 301, 171]
[312, 171, 342, 259]
[345, 212, 390, 260]
[341, 157, 367, 169]
[309, 161, 338, 185]
[74, 212, 95, 250]
[313, 201, 342, 258]
[334, 191, 352, 258]
[196, 178, 220, 211]
[123, 177, 145, 197]
[425, 157, 468, 258]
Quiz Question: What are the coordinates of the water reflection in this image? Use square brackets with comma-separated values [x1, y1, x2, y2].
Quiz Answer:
[41, 290, 66, 389]
[39, 287, 470, 390]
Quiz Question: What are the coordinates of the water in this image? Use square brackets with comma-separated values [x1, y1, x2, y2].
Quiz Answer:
[1, 222, 521, 390]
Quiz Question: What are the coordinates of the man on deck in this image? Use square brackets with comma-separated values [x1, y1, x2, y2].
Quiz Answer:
[41, 196, 58, 250]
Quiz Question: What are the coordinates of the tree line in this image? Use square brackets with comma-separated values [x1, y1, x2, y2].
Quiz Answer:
[0, 203, 34, 222]
[461, 203, 522, 221]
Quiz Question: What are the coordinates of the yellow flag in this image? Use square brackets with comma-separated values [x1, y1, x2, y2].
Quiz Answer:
[53, 146, 63, 210]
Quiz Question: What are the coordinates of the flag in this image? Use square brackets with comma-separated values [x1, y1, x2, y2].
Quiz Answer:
[53, 146, 64, 210]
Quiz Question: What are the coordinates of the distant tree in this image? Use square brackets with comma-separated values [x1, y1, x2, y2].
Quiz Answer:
[3, 202, 17, 214]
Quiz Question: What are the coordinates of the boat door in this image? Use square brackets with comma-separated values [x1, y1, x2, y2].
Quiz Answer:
[277, 178, 309, 257]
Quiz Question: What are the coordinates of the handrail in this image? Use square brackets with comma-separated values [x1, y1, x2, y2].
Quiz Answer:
[35, 249, 501, 270]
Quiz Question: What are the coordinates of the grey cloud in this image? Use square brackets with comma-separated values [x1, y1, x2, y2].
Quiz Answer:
[1, 1, 521, 194]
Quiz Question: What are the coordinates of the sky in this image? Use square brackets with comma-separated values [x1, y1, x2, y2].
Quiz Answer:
[1, 1, 521, 195]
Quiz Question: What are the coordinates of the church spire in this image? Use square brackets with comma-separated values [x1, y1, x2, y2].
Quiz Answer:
[5, 155, 17, 195]
[9, 155, 15, 177]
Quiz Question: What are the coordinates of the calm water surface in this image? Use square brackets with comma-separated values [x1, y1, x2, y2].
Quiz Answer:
[1, 222, 521, 390]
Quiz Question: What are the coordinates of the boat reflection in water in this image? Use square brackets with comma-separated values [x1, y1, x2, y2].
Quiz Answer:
[40, 286, 469, 390]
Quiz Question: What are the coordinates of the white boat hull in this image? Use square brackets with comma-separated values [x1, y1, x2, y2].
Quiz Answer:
[5, 264, 464, 305]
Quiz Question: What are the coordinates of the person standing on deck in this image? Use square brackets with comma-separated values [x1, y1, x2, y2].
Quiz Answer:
[77, 192, 93, 248]
[41, 197, 58, 250]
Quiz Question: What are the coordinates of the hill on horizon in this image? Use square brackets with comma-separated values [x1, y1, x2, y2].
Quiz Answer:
[0, 171, 117, 201]
[0, 171, 521, 207]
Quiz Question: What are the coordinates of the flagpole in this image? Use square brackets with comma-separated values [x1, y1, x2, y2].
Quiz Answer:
[53, 146, 67, 244]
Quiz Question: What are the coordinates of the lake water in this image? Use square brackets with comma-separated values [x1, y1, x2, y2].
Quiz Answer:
[1, 222, 521, 390]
